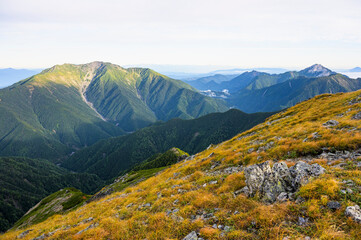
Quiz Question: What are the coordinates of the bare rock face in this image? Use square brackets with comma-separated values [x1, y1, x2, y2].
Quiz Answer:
[345, 205, 361, 223]
[243, 161, 325, 203]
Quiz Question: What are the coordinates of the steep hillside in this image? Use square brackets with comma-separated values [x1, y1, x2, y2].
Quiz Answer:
[4, 89, 361, 239]
[12, 188, 90, 230]
[231, 74, 361, 112]
[63, 109, 274, 179]
[0, 62, 227, 160]
[0, 157, 103, 232]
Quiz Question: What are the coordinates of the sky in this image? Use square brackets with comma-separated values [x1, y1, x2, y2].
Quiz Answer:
[0, 0, 361, 71]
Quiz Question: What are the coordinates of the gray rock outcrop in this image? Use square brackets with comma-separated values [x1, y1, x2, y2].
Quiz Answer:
[242, 161, 325, 203]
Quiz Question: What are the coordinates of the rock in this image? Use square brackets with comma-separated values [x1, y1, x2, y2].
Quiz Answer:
[243, 161, 325, 203]
[352, 112, 361, 120]
[298, 216, 308, 226]
[295, 196, 305, 204]
[289, 161, 312, 188]
[212, 224, 217, 228]
[217, 225, 224, 230]
[311, 163, 326, 176]
[345, 205, 361, 223]
[183, 231, 198, 240]
[323, 120, 339, 127]
[17, 229, 33, 239]
[346, 188, 353, 194]
[224, 225, 232, 232]
[312, 132, 321, 139]
[327, 201, 341, 210]
[76, 223, 99, 235]
[209, 180, 218, 185]
[277, 192, 288, 202]
[248, 148, 254, 153]
[80, 217, 94, 224]
[208, 152, 214, 158]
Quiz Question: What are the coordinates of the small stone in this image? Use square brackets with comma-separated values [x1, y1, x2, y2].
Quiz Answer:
[217, 225, 224, 230]
[327, 201, 341, 210]
[323, 120, 339, 127]
[341, 190, 347, 194]
[209, 180, 218, 185]
[183, 231, 198, 240]
[212, 224, 217, 228]
[298, 217, 308, 226]
[233, 210, 239, 215]
[224, 226, 231, 232]
[347, 188, 353, 194]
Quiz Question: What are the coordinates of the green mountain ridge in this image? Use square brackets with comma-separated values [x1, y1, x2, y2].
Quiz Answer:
[0, 156, 103, 232]
[231, 74, 361, 112]
[63, 109, 274, 180]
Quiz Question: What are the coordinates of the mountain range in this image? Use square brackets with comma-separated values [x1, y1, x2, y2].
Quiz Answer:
[0, 62, 228, 160]
[187, 64, 361, 113]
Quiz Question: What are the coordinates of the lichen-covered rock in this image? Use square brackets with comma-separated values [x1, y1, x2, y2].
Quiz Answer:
[243, 161, 326, 203]
[345, 205, 361, 223]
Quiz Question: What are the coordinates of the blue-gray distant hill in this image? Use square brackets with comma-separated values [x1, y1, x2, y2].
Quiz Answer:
[0, 68, 42, 88]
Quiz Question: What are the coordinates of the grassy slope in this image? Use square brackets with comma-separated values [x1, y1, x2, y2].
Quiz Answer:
[231, 74, 361, 113]
[3, 90, 361, 239]
[12, 188, 90, 230]
[63, 109, 274, 180]
[0, 157, 103, 232]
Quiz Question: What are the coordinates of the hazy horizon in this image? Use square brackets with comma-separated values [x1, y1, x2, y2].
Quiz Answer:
[1, 0, 360, 69]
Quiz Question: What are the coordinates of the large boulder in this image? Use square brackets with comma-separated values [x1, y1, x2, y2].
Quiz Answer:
[243, 161, 325, 203]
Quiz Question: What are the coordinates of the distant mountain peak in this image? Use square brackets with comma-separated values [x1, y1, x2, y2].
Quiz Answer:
[299, 64, 334, 77]
[350, 67, 361, 72]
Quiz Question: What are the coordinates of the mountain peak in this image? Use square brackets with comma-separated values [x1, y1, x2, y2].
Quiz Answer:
[299, 64, 334, 77]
